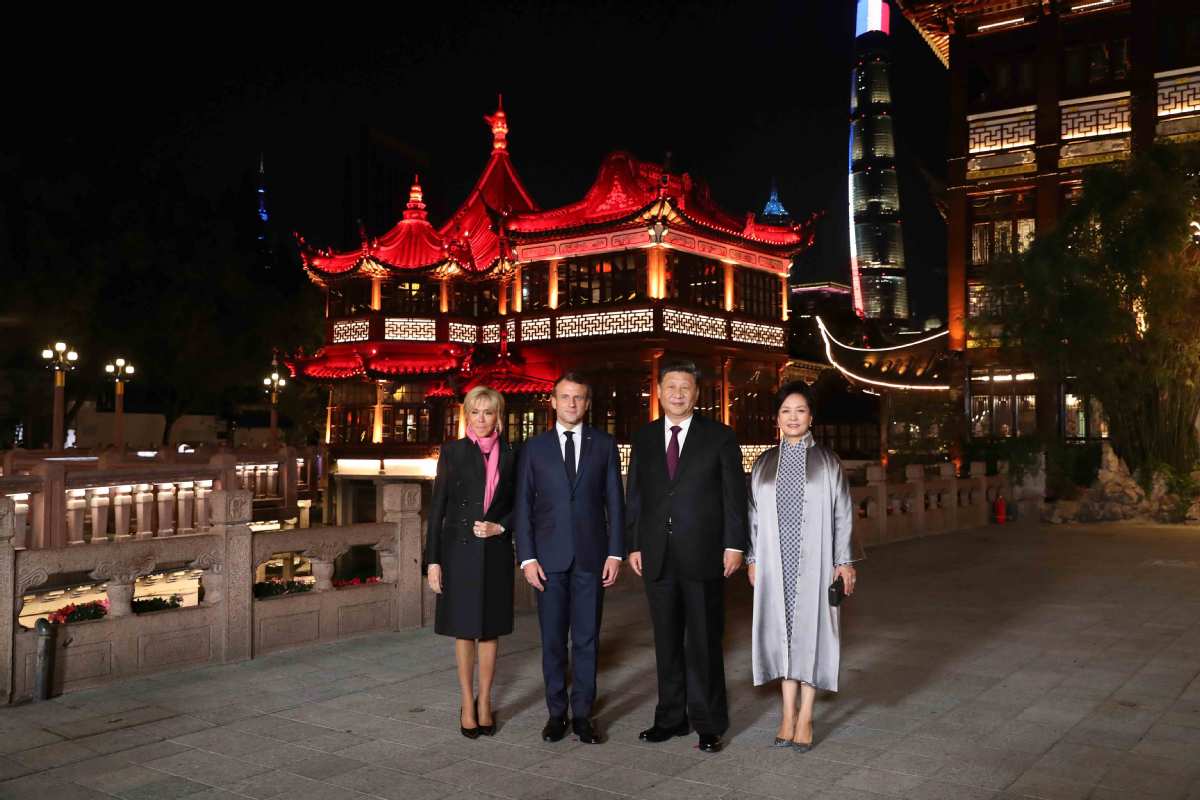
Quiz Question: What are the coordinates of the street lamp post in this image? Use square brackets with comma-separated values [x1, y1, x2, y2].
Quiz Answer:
[41, 341, 79, 449]
[105, 357, 136, 454]
[263, 356, 287, 445]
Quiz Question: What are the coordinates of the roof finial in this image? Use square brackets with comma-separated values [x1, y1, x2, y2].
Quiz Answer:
[484, 95, 509, 152]
[404, 174, 429, 220]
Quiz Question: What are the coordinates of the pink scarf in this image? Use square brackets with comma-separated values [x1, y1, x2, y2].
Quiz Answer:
[466, 428, 501, 512]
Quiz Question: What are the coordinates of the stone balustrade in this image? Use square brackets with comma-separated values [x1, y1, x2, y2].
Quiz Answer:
[0, 482, 422, 703]
[0, 447, 316, 551]
[850, 461, 1012, 549]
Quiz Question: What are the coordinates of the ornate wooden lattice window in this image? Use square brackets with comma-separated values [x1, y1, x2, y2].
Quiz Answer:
[450, 282, 500, 317]
[327, 280, 372, 318]
[522, 262, 550, 312]
[381, 279, 438, 316]
[560, 251, 646, 308]
[665, 253, 724, 310]
[968, 192, 1036, 268]
[735, 268, 782, 320]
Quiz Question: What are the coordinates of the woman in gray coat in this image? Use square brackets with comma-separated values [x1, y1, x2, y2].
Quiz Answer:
[747, 381, 860, 750]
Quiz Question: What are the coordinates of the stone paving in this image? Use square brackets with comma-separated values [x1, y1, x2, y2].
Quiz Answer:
[1, 520, 1199, 800]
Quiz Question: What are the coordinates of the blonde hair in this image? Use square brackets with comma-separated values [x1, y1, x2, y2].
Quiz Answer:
[463, 385, 505, 427]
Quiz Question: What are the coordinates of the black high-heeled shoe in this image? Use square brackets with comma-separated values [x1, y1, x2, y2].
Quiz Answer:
[460, 703, 480, 739]
[477, 697, 496, 736]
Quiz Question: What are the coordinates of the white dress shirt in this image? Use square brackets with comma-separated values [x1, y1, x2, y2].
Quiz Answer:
[662, 414, 741, 555]
[556, 421, 582, 472]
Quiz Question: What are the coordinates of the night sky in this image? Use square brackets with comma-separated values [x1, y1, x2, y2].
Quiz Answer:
[6, 0, 947, 319]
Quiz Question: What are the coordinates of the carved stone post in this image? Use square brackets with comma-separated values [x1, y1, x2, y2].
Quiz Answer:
[970, 461, 989, 527]
[135, 484, 155, 538]
[90, 553, 156, 617]
[31, 461, 66, 549]
[177, 483, 195, 534]
[0, 498, 17, 703]
[190, 551, 224, 608]
[865, 464, 887, 547]
[156, 484, 176, 536]
[939, 463, 959, 532]
[89, 489, 110, 544]
[65, 491, 87, 546]
[112, 486, 133, 541]
[381, 483, 424, 630]
[195, 483, 211, 530]
[904, 464, 926, 539]
[211, 489, 253, 663]
[297, 499, 312, 529]
[302, 541, 348, 593]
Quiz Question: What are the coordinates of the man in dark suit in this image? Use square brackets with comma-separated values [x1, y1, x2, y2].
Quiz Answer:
[514, 372, 625, 744]
[626, 359, 748, 753]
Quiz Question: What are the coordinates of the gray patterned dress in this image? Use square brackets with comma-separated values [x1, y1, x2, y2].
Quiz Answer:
[775, 439, 807, 645]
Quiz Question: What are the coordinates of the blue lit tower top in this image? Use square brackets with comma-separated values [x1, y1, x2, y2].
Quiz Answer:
[257, 153, 274, 270]
[848, 0, 909, 320]
[760, 180, 792, 226]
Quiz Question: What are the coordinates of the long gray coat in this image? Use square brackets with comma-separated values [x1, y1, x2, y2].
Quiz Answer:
[748, 435, 860, 690]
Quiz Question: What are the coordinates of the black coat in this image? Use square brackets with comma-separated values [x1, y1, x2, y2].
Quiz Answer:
[625, 414, 749, 581]
[425, 437, 516, 639]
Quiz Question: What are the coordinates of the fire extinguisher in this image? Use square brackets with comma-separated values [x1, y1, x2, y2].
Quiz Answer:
[993, 494, 1007, 525]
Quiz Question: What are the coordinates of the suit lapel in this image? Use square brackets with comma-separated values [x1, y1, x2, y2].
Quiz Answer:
[670, 415, 703, 485]
[651, 417, 670, 483]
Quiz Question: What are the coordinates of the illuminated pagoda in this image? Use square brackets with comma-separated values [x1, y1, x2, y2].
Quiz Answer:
[289, 101, 814, 510]
[849, 0, 911, 321]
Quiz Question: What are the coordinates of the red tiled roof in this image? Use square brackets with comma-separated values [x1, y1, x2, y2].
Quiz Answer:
[300, 177, 449, 276]
[506, 152, 809, 251]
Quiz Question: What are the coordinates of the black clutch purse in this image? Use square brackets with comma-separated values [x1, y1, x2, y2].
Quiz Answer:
[828, 575, 847, 607]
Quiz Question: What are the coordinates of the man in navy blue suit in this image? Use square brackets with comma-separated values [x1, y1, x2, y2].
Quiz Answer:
[514, 372, 625, 744]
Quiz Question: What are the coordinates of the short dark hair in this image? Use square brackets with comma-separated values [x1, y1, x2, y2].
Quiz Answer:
[553, 371, 592, 398]
[658, 359, 702, 383]
[775, 380, 815, 415]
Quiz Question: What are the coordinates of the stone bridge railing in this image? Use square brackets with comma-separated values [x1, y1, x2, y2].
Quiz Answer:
[0, 484, 422, 704]
[851, 461, 1017, 549]
[0, 447, 317, 550]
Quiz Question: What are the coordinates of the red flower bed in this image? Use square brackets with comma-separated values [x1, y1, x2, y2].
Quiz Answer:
[332, 576, 382, 589]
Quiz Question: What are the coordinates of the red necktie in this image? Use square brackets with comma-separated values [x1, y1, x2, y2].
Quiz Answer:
[667, 425, 681, 480]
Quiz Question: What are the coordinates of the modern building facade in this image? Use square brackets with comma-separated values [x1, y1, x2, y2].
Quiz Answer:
[850, 0, 912, 321]
[897, 0, 1200, 438]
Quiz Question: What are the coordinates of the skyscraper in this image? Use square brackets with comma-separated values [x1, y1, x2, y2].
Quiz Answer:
[848, 0, 910, 320]
[256, 154, 274, 271]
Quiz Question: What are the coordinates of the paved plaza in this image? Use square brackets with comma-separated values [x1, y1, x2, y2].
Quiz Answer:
[0, 520, 1198, 800]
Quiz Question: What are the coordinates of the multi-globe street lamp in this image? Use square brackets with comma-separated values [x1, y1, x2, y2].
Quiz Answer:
[263, 356, 287, 445]
[41, 341, 78, 449]
[105, 357, 136, 454]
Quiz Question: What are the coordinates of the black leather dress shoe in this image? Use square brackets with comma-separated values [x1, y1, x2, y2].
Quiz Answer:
[542, 716, 568, 742]
[697, 733, 722, 753]
[573, 718, 601, 744]
[638, 721, 690, 742]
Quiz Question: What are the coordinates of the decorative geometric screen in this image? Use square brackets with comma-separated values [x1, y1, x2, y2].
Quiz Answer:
[740, 445, 772, 474]
[481, 323, 501, 344]
[1157, 69, 1200, 118]
[1061, 95, 1130, 140]
[521, 317, 551, 341]
[331, 319, 370, 343]
[617, 444, 631, 475]
[506, 319, 516, 341]
[968, 110, 1036, 154]
[448, 323, 477, 344]
[731, 320, 786, 348]
[383, 318, 436, 341]
[556, 309, 654, 339]
[663, 308, 726, 340]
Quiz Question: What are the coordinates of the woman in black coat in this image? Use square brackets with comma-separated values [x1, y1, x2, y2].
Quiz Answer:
[426, 385, 516, 739]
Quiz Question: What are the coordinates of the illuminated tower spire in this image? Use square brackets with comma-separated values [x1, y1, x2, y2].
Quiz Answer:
[257, 153, 274, 270]
[760, 179, 791, 225]
[848, 0, 909, 320]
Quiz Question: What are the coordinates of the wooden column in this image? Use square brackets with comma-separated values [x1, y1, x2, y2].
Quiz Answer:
[548, 260, 559, 309]
[721, 356, 731, 426]
[324, 391, 333, 445]
[372, 383, 385, 444]
[780, 273, 789, 321]
[513, 264, 523, 313]
[371, 277, 382, 311]
[498, 278, 508, 315]
[724, 263, 735, 311]
[649, 350, 663, 421]
[439, 279, 449, 313]
[647, 248, 665, 299]
[947, 30, 970, 352]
